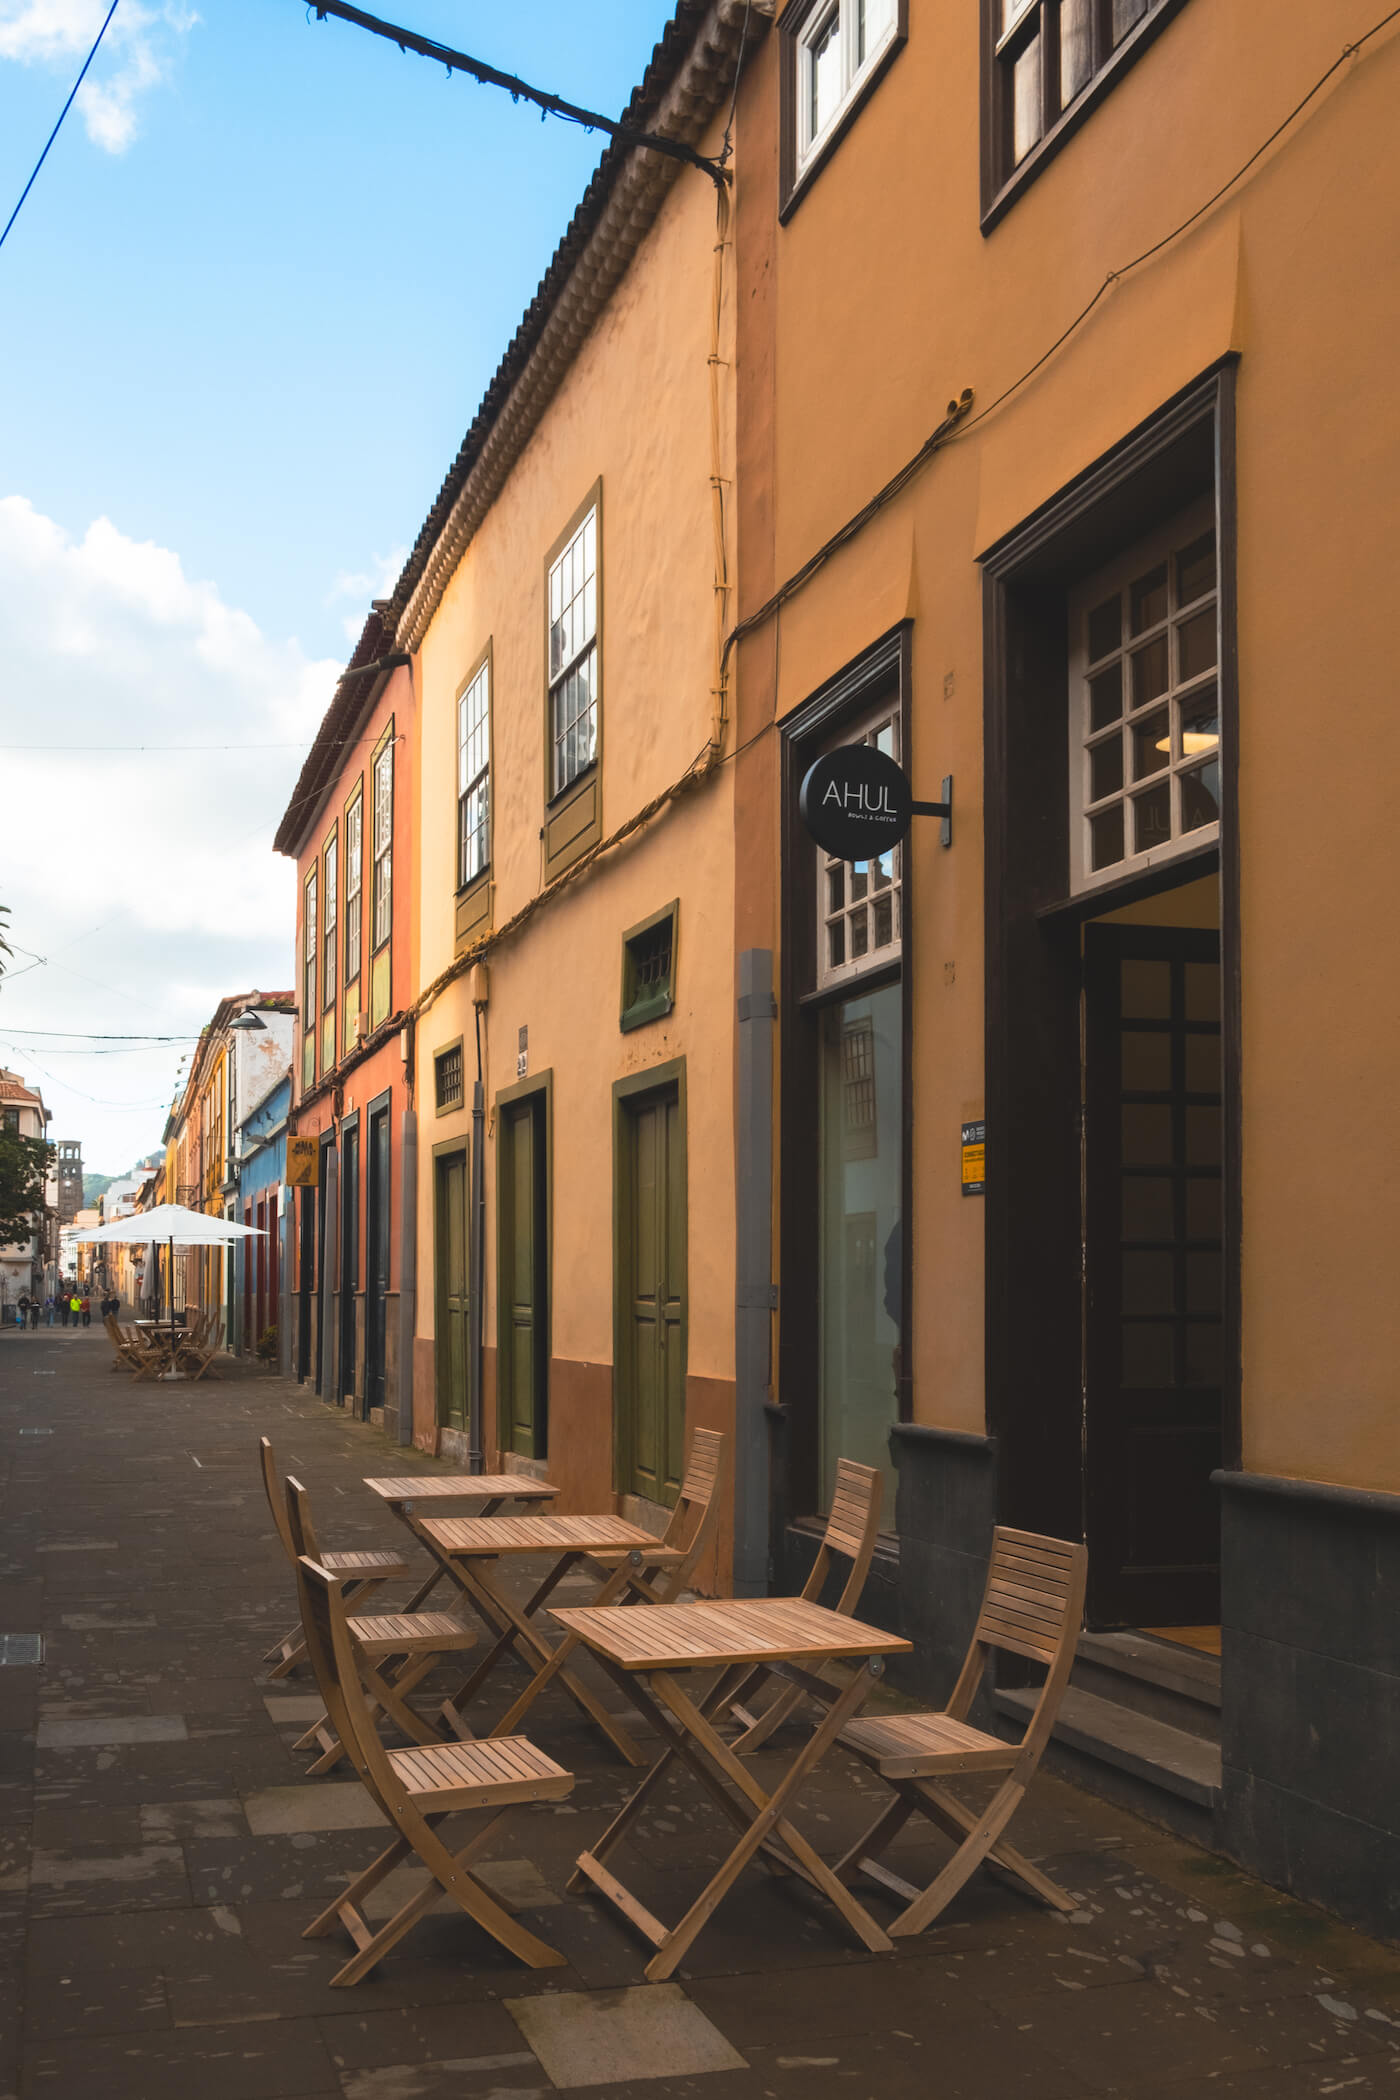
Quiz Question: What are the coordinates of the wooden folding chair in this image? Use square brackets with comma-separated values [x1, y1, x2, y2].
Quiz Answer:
[105, 1314, 154, 1380]
[294, 1552, 572, 1984]
[729, 1458, 883, 1752]
[285, 1477, 478, 1776]
[836, 1525, 1087, 1937]
[258, 1437, 412, 1679]
[480, 1427, 729, 1742]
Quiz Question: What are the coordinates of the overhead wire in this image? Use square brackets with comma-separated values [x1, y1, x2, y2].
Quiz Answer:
[0, 0, 121, 258]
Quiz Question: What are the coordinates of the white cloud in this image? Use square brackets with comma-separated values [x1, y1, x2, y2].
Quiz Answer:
[0, 1, 196, 152]
[0, 493, 342, 1170]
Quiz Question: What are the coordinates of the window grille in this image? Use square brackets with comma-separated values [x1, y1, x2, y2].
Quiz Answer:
[372, 741, 393, 950]
[435, 1043, 464, 1113]
[620, 903, 678, 1033]
[1070, 501, 1219, 893]
[548, 508, 598, 796]
[344, 791, 362, 985]
[816, 706, 903, 990]
[322, 832, 337, 1011]
[303, 868, 317, 1049]
[458, 660, 491, 888]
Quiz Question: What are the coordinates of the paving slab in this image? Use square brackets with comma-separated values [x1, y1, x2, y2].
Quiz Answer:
[506, 1982, 747, 2088]
[7, 1332, 1400, 2100]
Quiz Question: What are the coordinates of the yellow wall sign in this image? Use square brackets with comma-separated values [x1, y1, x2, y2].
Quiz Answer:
[960, 1121, 986, 1196]
[286, 1135, 319, 1188]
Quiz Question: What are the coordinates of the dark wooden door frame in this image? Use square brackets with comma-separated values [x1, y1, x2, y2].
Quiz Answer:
[340, 1112, 360, 1413]
[432, 1135, 470, 1434]
[776, 623, 914, 1523]
[297, 1184, 314, 1379]
[494, 1068, 553, 1461]
[365, 1090, 391, 1414]
[612, 1058, 689, 1505]
[979, 361, 1242, 1554]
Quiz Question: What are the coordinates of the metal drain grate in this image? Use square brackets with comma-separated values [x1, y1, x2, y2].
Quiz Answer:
[0, 1634, 43, 1666]
[19, 1427, 53, 1436]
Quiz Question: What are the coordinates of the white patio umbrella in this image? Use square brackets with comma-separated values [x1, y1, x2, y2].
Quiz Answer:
[77, 1203, 265, 1377]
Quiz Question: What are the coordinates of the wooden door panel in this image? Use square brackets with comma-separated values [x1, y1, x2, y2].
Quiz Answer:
[500, 1097, 547, 1459]
[434, 1151, 468, 1433]
[1085, 925, 1222, 1627]
[619, 1083, 686, 1504]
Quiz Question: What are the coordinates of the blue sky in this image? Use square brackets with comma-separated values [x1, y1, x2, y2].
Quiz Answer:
[0, 0, 676, 1171]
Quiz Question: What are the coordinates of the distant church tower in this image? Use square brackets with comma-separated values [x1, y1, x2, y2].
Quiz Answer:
[56, 1141, 83, 1226]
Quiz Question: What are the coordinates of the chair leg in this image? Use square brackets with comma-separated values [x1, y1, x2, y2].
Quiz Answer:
[914, 1778, 1077, 1913]
[890, 1776, 1029, 1937]
[730, 1680, 806, 1754]
[834, 1792, 916, 1884]
[326, 1809, 566, 1985]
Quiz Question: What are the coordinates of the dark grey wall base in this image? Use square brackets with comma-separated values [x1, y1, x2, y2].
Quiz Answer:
[890, 1423, 998, 1703]
[1216, 1468, 1400, 1944]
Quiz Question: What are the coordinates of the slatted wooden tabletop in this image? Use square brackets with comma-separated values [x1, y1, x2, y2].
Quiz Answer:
[363, 1473, 558, 1504]
[552, 1596, 912, 1672]
[420, 1512, 659, 1557]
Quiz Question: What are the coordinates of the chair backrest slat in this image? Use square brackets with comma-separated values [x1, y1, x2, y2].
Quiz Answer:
[656, 1427, 728, 1580]
[290, 1516, 399, 1815]
[259, 1437, 296, 1563]
[972, 1527, 1085, 1667]
[803, 1459, 883, 1614]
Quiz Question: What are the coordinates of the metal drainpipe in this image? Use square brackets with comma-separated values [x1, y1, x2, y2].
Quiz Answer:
[468, 1001, 486, 1475]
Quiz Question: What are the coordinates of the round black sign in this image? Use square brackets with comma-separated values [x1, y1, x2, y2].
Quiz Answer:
[798, 744, 912, 861]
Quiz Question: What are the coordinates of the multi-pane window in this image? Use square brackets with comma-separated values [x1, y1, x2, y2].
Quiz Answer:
[1070, 503, 1219, 892]
[796, 0, 898, 170]
[322, 833, 337, 1011]
[344, 790, 362, 986]
[302, 868, 317, 1055]
[372, 741, 393, 950]
[548, 506, 598, 796]
[458, 659, 491, 889]
[434, 1043, 464, 1114]
[992, 0, 1167, 182]
[816, 707, 904, 990]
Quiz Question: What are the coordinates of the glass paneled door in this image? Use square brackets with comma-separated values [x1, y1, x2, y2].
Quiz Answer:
[817, 982, 901, 1513]
[1084, 924, 1223, 1626]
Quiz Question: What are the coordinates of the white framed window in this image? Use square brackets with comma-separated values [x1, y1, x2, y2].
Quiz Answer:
[548, 505, 598, 797]
[344, 789, 362, 985]
[303, 868, 317, 1037]
[457, 657, 491, 888]
[796, 0, 899, 171]
[322, 831, 337, 1012]
[1069, 499, 1220, 894]
[372, 740, 393, 951]
[816, 703, 904, 991]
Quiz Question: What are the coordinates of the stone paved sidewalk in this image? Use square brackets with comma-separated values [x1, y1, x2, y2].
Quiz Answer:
[2, 1327, 1398, 2099]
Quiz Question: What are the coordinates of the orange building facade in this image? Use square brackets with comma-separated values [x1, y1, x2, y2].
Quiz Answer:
[727, 0, 1400, 1936]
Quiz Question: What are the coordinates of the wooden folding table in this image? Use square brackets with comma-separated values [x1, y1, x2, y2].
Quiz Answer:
[363, 1473, 559, 1613]
[552, 1595, 911, 1980]
[416, 1511, 666, 1765]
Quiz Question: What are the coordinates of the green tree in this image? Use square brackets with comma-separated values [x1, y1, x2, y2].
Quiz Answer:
[0, 1129, 53, 1249]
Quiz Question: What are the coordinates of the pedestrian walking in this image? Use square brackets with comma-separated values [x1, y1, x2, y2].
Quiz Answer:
[17, 1293, 30, 1330]
[28, 1299, 39, 1329]
[69, 1292, 81, 1325]
[44, 1295, 55, 1327]
[80, 1295, 91, 1328]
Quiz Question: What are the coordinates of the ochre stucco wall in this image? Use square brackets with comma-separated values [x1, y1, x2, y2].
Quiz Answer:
[409, 109, 738, 1523]
[735, 4, 1400, 1488]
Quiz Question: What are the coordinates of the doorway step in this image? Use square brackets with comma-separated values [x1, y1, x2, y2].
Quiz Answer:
[992, 1630, 1221, 1842]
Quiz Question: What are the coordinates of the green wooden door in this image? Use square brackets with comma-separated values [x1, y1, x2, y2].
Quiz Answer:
[500, 1096, 547, 1458]
[620, 1084, 686, 1504]
[434, 1148, 468, 1434]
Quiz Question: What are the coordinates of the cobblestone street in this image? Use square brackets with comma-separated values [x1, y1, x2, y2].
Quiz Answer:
[2, 1329, 1398, 2100]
